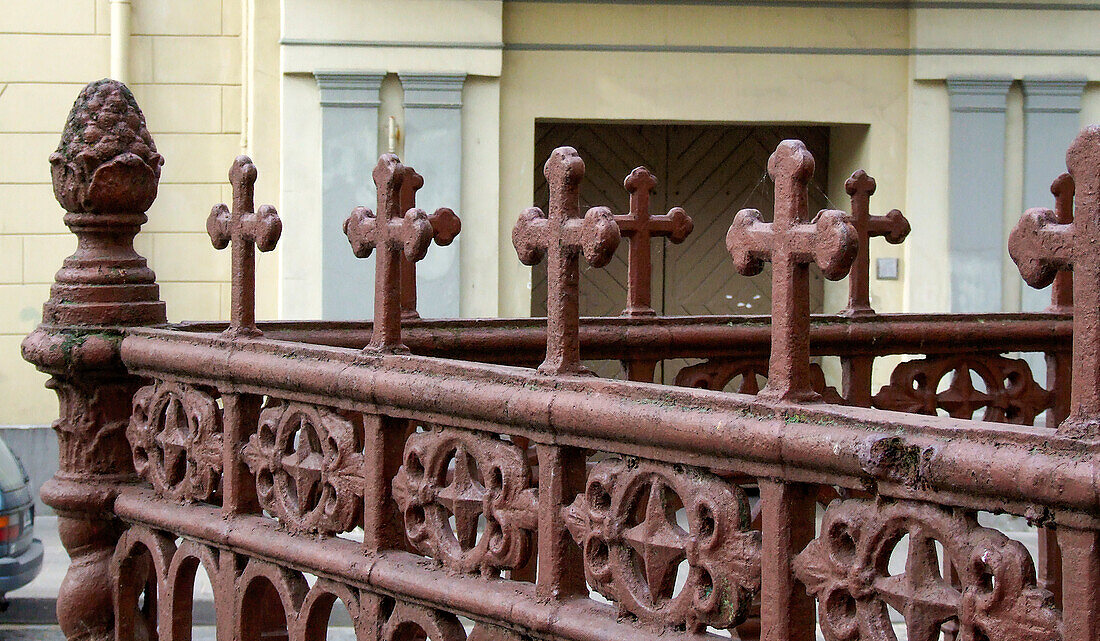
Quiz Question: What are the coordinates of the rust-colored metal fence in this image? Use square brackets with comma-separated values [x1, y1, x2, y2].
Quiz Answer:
[24, 79, 1096, 641]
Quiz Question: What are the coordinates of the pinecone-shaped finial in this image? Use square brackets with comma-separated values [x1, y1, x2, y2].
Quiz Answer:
[49, 78, 164, 213]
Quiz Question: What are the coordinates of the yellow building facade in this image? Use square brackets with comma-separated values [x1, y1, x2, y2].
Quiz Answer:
[3, 0, 1100, 432]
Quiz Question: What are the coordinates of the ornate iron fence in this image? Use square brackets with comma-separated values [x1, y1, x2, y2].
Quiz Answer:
[23, 79, 1097, 641]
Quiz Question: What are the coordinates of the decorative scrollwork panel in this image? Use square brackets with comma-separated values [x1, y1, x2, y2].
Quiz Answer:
[242, 401, 364, 534]
[794, 499, 1061, 641]
[128, 380, 223, 502]
[564, 458, 761, 632]
[675, 358, 844, 403]
[392, 427, 535, 574]
[872, 355, 1053, 424]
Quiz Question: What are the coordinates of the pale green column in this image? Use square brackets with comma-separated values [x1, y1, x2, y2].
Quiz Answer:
[399, 73, 466, 318]
[315, 72, 385, 320]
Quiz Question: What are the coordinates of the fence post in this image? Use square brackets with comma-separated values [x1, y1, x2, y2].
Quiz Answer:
[21, 79, 166, 641]
[838, 169, 909, 407]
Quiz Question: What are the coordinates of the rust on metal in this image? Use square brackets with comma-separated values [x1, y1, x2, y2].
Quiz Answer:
[563, 458, 760, 631]
[24, 82, 1100, 641]
[397, 166, 461, 319]
[1048, 172, 1075, 314]
[1010, 125, 1100, 439]
[513, 146, 620, 375]
[207, 155, 282, 337]
[794, 499, 1060, 641]
[344, 154, 436, 353]
[841, 169, 909, 316]
[242, 401, 364, 535]
[725, 140, 858, 402]
[392, 427, 535, 575]
[22, 79, 167, 641]
[872, 354, 1053, 424]
[615, 166, 693, 317]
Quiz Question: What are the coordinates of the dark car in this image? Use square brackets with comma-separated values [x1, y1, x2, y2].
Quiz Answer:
[0, 438, 42, 606]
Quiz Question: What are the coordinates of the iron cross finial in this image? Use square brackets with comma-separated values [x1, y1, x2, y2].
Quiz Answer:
[1046, 172, 1075, 314]
[726, 140, 858, 403]
[616, 166, 693, 317]
[344, 154, 436, 353]
[840, 169, 910, 316]
[396, 166, 461, 320]
[207, 155, 282, 337]
[513, 146, 621, 376]
[1009, 125, 1100, 437]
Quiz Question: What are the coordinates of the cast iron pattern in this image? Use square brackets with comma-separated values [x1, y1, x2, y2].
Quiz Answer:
[242, 401, 364, 535]
[128, 380, 223, 503]
[872, 355, 1053, 424]
[564, 458, 761, 632]
[840, 170, 909, 317]
[392, 427, 536, 575]
[513, 146, 621, 375]
[111, 524, 468, 641]
[396, 165, 462, 319]
[1010, 127, 1100, 439]
[344, 154, 438, 353]
[725, 139, 858, 402]
[614, 166, 693, 317]
[674, 358, 844, 403]
[794, 499, 1061, 641]
[207, 154, 282, 337]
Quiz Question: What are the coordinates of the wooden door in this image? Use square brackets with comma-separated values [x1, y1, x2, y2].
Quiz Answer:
[532, 123, 667, 319]
[662, 125, 830, 317]
[530, 123, 831, 377]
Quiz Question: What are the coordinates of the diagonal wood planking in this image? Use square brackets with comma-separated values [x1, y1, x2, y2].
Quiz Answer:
[531, 123, 831, 380]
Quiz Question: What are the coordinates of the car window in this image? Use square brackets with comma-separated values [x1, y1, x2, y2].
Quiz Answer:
[0, 441, 25, 492]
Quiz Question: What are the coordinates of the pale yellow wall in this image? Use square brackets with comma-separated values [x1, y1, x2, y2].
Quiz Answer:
[905, 7, 1100, 312]
[904, 80, 951, 312]
[498, 2, 911, 317]
[0, 0, 257, 425]
[278, 0, 503, 319]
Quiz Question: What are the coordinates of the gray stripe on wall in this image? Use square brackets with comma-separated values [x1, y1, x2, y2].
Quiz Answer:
[504, 43, 1100, 56]
[316, 71, 385, 321]
[1020, 77, 1086, 314]
[282, 39, 504, 50]
[399, 73, 466, 319]
[947, 76, 1013, 314]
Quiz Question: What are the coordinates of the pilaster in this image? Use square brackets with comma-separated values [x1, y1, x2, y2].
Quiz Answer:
[1020, 76, 1086, 313]
[315, 71, 385, 320]
[399, 72, 466, 318]
[946, 76, 1012, 313]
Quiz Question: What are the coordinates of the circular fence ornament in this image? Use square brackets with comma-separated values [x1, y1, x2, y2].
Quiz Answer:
[128, 381, 223, 503]
[392, 427, 535, 575]
[242, 401, 364, 535]
[794, 499, 1061, 641]
[564, 458, 761, 632]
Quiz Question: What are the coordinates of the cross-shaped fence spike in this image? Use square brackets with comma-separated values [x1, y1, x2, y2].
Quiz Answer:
[840, 169, 910, 316]
[397, 168, 461, 320]
[1048, 172, 1075, 314]
[615, 167, 693, 317]
[1009, 125, 1100, 437]
[206, 155, 282, 337]
[513, 146, 621, 375]
[725, 140, 858, 402]
[343, 154, 436, 353]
